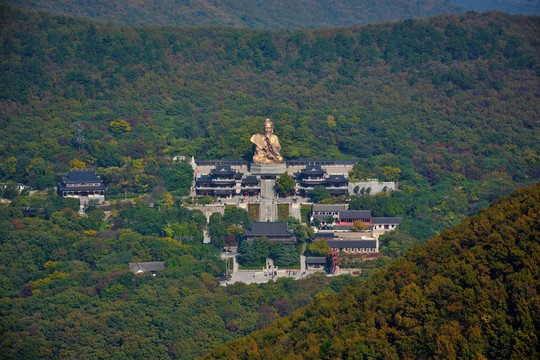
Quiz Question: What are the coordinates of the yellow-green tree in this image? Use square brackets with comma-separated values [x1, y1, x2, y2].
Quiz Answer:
[308, 240, 330, 256]
[109, 119, 131, 135]
[327, 115, 336, 128]
[351, 220, 367, 232]
[381, 166, 401, 181]
[69, 159, 86, 169]
[161, 193, 174, 207]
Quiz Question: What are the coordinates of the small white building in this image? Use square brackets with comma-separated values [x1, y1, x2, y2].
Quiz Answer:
[129, 262, 166, 274]
[305, 257, 326, 270]
[371, 217, 403, 230]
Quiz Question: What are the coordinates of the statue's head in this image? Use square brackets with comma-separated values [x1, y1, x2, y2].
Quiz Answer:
[264, 118, 273, 134]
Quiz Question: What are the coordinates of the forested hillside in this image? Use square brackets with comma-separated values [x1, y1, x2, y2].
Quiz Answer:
[1, 0, 465, 29]
[1, 6, 538, 243]
[203, 183, 540, 359]
[1, 6, 537, 172]
[0, 193, 361, 359]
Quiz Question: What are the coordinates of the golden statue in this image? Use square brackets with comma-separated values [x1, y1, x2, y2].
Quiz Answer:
[251, 118, 284, 164]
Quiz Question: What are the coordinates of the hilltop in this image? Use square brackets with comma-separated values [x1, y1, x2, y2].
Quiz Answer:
[202, 183, 539, 359]
[0, 7, 537, 173]
[1, 0, 465, 29]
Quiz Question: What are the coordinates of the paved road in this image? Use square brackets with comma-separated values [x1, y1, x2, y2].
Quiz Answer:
[265, 201, 272, 221]
[290, 202, 301, 222]
[258, 179, 277, 222]
[228, 269, 321, 284]
[258, 199, 279, 222]
[203, 228, 211, 244]
[261, 179, 275, 199]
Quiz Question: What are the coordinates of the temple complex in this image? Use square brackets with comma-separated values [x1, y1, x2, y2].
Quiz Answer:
[191, 118, 396, 199]
[190, 118, 403, 284]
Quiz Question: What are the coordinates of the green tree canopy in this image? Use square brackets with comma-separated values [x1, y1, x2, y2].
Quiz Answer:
[161, 161, 193, 195]
[310, 185, 331, 203]
[307, 240, 330, 257]
[276, 173, 296, 197]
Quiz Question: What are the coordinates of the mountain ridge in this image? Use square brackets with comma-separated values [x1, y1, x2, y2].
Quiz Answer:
[1, 0, 466, 29]
[451, 0, 539, 15]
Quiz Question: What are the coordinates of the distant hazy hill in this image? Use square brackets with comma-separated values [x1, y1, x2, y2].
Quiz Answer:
[0, 0, 466, 29]
[451, 0, 539, 15]
[203, 182, 540, 359]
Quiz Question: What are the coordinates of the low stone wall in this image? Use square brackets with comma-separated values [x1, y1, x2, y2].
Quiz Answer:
[348, 180, 396, 195]
[285, 165, 355, 176]
[339, 268, 362, 276]
[186, 205, 225, 220]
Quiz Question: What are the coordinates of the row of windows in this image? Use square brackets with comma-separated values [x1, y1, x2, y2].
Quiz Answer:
[66, 183, 102, 187]
[373, 225, 396, 229]
[63, 191, 104, 195]
[332, 247, 377, 253]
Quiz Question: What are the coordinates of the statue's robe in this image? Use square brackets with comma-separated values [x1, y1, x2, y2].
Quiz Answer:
[251, 133, 283, 164]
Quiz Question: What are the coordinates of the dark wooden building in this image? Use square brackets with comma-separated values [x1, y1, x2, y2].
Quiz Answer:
[195, 166, 242, 198]
[195, 166, 262, 198]
[241, 176, 261, 197]
[305, 257, 327, 270]
[57, 169, 106, 203]
[325, 175, 348, 197]
[244, 222, 297, 244]
[295, 166, 349, 197]
[335, 210, 372, 226]
[295, 165, 326, 197]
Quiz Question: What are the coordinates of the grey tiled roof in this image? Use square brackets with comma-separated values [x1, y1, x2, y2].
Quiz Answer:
[327, 240, 377, 249]
[314, 232, 336, 239]
[242, 175, 259, 184]
[62, 169, 101, 182]
[300, 165, 326, 174]
[212, 166, 236, 175]
[129, 262, 166, 273]
[305, 257, 326, 264]
[245, 222, 293, 238]
[372, 217, 403, 225]
[196, 174, 212, 181]
[326, 175, 347, 182]
[312, 204, 348, 212]
[58, 168, 106, 191]
[339, 210, 371, 219]
[333, 225, 353, 230]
